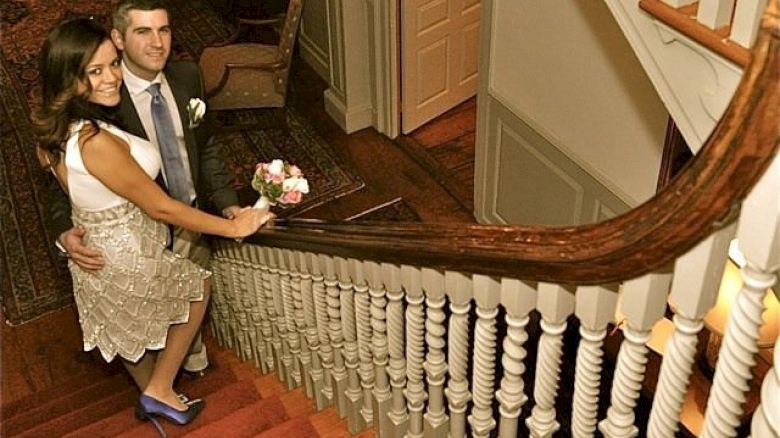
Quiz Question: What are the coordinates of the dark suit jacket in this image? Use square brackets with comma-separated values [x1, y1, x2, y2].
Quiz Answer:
[46, 61, 239, 240]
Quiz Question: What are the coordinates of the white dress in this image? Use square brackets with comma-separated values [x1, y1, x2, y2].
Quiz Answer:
[65, 120, 210, 363]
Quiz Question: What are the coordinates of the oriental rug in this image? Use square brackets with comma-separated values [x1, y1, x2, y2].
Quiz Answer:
[0, 0, 363, 325]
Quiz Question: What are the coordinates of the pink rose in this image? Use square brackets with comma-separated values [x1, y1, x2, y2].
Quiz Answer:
[280, 190, 303, 204]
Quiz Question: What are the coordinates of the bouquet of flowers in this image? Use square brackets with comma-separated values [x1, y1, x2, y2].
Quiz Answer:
[251, 159, 310, 213]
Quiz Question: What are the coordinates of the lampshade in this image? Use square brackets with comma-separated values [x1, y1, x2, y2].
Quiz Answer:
[703, 260, 779, 347]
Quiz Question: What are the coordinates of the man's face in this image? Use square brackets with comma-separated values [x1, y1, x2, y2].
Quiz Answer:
[111, 9, 171, 81]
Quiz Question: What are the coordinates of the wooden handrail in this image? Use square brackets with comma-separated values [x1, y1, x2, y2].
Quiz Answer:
[244, 0, 779, 285]
[639, 0, 752, 67]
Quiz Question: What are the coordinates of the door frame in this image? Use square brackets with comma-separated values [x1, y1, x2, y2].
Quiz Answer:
[366, 0, 400, 138]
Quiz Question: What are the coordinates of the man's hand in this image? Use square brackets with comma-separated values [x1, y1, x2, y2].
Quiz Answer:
[59, 228, 104, 271]
[221, 205, 242, 219]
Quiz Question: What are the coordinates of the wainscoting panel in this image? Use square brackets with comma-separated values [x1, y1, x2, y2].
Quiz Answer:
[478, 96, 630, 226]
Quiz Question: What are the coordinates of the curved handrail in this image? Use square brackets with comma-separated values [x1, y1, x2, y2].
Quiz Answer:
[243, 1, 780, 285]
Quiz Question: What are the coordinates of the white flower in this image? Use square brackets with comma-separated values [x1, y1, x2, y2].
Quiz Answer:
[267, 159, 285, 176]
[187, 98, 206, 128]
[283, 176, 310, 194]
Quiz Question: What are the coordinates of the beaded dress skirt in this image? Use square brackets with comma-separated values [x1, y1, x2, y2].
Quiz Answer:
[69, 202, 210, 363]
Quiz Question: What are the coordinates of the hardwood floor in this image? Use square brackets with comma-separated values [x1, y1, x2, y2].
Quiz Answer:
[393, 98, 476, 212]
[1, 58, 476, 432]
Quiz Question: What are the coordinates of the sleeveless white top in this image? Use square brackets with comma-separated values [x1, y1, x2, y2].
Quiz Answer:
[65, 121, 162, 210]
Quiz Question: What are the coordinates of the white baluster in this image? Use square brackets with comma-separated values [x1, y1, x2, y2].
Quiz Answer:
[497, 279, 537, 438]
[285, 249, 304, 387]
[232, 248, 250, 361]
[751, 326, 779, 438]
[225, 246, 242, 352]
[526, 283, 575, 438]
[352, 259, 374, 424]
[384, 263, 409, 438]
[572, 285, 618, 438]
[209, 251, 230, 347]
[295, 251, 314, 397]
[599, 273, 672, 438]
[697, 0, 736, 29]
[445, 271, 473, 438]
[258, 247, 279, 374]
[323, 255, 348, 417]
[301, 252, 326, 406]
[311, 253, 334, 408]
[367, 261, 392, 436]
[248, 246, 271, 374]
[648, 224, 735, 437]
[240, 246, 261, 369]
[730, 0, 767, 48]
[274, 248, 297, 389]
[422, 267, 449, 438]
[337, 257, 364, 433]
[469, 274, 500, 438]
[261, 248, 287, 382]
[747, 155, 780, 438]
[705, 153, 780, 438]
[402, 265, 426, 438]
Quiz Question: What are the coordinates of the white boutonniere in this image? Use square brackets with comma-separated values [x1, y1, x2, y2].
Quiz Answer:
[187, 98, 206, 128]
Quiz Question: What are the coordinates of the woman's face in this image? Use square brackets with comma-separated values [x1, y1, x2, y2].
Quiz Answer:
[78, 39, 122, 107]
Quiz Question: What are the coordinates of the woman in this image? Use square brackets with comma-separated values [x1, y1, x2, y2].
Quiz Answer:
[32, 18, 267, 435]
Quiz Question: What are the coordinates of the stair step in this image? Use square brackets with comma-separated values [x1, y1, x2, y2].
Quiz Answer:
[4, 373, 131, 436]
[185, 395, 288, 438]
[15, 387, 138, 438]
[61, 361, 240, 438]
[114, 380, 263, 438]
[2, 368, 120, 421]
[252, 416, 318, 438]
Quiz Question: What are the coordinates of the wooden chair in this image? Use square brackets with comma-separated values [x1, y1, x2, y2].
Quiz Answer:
[199, 0, 303, 110]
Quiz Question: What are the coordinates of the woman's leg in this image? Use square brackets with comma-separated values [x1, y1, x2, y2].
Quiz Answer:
[122, 351, 158, 391]
[143, 281, 211, 409]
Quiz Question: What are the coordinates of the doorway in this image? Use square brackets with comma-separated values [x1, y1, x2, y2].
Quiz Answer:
[399, 0, 481, 134]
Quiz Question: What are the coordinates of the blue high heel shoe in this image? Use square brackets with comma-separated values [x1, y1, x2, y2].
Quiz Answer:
[135, 394, 205, 437]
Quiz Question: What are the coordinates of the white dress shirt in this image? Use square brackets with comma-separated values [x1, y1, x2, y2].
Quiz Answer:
[121, 63, 197, 203]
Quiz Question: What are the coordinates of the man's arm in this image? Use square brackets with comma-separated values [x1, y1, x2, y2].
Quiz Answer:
[46, 173, 74, 239]
[187, 62, 240, 213]
[44, 170, 104, 270]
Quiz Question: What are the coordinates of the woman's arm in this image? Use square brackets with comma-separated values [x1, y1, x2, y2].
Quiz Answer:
[79, 128, 259, 239]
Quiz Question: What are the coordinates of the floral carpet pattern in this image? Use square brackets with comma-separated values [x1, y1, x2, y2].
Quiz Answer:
[0, 0, 362, 325]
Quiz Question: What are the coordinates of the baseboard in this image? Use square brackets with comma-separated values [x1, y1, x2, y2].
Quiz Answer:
[324, 89, 374, 134]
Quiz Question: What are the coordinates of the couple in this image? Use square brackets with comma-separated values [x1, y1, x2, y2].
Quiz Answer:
[34, 0, 270, 435]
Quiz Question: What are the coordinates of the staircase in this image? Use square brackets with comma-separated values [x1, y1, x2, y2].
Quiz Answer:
[207, 1, 780, 437]
[0, 331, 370, 437]
[604, 0, 766, 152]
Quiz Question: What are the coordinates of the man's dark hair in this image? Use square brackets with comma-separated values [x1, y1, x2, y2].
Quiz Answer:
[112, 0, 169, 36]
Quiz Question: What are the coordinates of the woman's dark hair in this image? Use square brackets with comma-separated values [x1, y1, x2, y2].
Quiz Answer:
[33, 18, 118, 162]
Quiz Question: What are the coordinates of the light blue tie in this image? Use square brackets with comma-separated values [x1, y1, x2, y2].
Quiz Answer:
[147, 83, 189, 203]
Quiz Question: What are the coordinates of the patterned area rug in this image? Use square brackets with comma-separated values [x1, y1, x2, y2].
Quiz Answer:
[0, 0, 363, 325]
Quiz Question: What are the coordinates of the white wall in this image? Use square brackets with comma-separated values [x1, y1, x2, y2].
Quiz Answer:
[488, 0, 668, 205]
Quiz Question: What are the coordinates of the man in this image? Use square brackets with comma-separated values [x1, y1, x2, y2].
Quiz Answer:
[47, 0, 241, 374]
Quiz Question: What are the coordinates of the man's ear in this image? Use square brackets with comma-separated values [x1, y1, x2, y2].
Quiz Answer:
[110, 29, 124, 51]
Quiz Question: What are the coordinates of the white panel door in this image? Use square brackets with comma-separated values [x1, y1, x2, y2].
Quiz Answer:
[401, 0, 481, 133]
